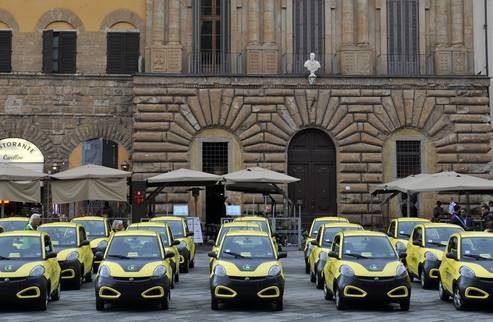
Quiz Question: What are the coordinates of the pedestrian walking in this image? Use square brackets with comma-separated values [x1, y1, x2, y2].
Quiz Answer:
[24, 213, 41, 231]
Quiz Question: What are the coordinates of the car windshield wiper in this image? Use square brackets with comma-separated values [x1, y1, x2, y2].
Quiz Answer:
[463, 254, 490, 261]
[0, 256, 11, 260]
[223, 251, 247, 259]
[344, 253, 368, 259]
[107, 254, 130, 260]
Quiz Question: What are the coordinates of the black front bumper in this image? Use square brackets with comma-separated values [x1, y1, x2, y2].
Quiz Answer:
[423, 259, 441, 279]
[457, 276, 493, 302]
[59, 260, 81, 283]
[211, 275, 284, 302]
[0, 276, 48, 304]
[96, 275, 170, 303]
[337, 274, 411, 304]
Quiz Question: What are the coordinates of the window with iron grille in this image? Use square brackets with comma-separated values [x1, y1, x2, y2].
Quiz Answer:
[202, 142, 228, 175]
[396, 140, 421, 178]
[293, 0, 325, 74]
[387, 0, 419, 75]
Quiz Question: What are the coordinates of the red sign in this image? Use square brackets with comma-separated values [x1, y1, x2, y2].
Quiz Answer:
[133, 191, 145, 205]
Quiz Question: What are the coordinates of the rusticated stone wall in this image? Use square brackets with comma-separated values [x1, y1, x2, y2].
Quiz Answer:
[0, 75, 134, 169]
[132, 76, 492, 224]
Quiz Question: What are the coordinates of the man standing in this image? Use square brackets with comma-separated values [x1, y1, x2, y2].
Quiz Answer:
[432, 201, 445, 222]
[25, 213, 41, 231]
[448, 197, 456, 215]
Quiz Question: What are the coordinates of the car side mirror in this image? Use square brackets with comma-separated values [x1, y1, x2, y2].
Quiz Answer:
[446, 252, 458, 260]
[95, 251, 104, 261]
[277, 251, 287, 259]
[165, 251, 175, 259]
[208, 251, 217, 259]
[310, 240, 319, 246]
[172, 240, 180, 246]
[187, 232, 194, 237]
[328, 251, 338, 259]
[80, 240, 90, 247]
[398, 252, 407, 259]
[46, 251, 57, 259]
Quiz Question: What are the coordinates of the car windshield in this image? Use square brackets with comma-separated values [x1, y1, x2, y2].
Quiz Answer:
[216, 226, 261, 245]
[322, 227, 362, 247]
[38, 227, 77, 248]
[397, 221, 423, 239]
[220, 235, 275, 259]
[461, 237, 493, 261]
[342, 236, 397, 260]
[0, 221, 27, 232]
[154, 220, 185, 238]
[310, 220, 346, 238]
[425, 228, 463, 248]
[238, 220, 269, 234]
[74, 220, 105, 240]
[106, 236, 162, 259]
[0, 236, 42, 260]
[127, 226, 170, 246]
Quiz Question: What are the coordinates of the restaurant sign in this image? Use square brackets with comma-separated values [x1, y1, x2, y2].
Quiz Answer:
[0, 138, 44, 163]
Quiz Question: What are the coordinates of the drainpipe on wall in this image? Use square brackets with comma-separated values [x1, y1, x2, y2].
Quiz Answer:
[485, 0, 489, 76]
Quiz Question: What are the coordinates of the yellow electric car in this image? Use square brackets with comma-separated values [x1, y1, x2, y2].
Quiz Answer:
[127, 222, 181, 286]
[39, 222, 94, 289]
[150, 216, 196, 273]
[438, 232, 493, 310]
[94, 230, 175, 311]
[386, 217, 430, 255]
[323, 231, 411, 311]
[0, 231, 61, 310]
[71, 216, 111, 272]
[304, 216, 350, 274]
[406, 223, 463, 289]
[208, 230, 287, 311]
[0, 217, 29, 232]
[233, 216, 280, 251]
[308, 223, 363, 289]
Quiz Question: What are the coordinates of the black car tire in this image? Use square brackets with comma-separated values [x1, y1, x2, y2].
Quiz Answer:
[335, 287, 346, 310]
[189, 258, 195, 268]
[310, 267, 316, 283]
[438, 280, 449, 301]
[37, 289, 49, 311]
[274, 297, 283, 311]
[315, 269, 324, 289]
[175, 271, 180, 283]
[51, 282, 61, 301]
[161, 292, 170, 310]
[420, 269, 433, 289]
[453, 287, 467, 311]
[96, 297, 105, 311]
[171, 276, 175, 289]
[323, 281, 333, 301]
[211, 295, 219, 310]
[305, 259, 310, 274]
[84, 268, 92, 283]
[181, 257, 190, 273]
[400, 299, 410, 311]
[72, 271, 82, 290]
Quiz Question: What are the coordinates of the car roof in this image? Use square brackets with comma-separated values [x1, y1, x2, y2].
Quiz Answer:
[235, 216, 269, 221]
[313, 216, 348, 222]
[113, 230, 160, 237]
[224, 230, 269, 237]
[420, 223, 463, 229]
[151, 216, 184, 221]
[128, 222, 169, 228]
[222, 222, 260, 228]
[321, 223, 363, 229]
[72, 216, 107, 221]
[0, 231, 44, 237]
[457, 231, 493, 238]
[394, 217, 430, 223]
[341, 230, 387, 237]
[40, 222, 80, 228]
[0, 217, 29, 222]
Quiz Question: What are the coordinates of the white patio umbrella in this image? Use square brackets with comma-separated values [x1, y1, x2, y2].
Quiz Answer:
[147, 168, 222, 186]
[224, 167, 300, 184]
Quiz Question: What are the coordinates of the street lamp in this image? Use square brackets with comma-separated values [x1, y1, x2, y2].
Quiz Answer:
[121, 160, 129, 171]
[51, 163, 59, 174]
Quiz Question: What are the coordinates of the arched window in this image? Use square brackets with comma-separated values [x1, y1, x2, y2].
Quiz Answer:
[42, 21, 77, 74]
[0, 20, 12, 72]
[106, 22, 140, 74]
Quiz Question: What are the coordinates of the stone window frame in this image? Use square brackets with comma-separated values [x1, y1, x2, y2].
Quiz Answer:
[197, 137, 234, 174]
[36, 8, 85, 32]
[0, 9, 19, 32]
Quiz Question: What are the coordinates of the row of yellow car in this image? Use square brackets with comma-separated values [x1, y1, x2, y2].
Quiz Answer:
[304, 216, 493, 311]
[208, 216, 287, 311]
[0, 215, 197, 310]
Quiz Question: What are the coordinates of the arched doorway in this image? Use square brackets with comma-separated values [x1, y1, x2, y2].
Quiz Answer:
[288, 129, 337, 227]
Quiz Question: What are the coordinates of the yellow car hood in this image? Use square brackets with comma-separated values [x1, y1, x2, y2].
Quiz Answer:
[101, 260, 164, 278]
[463, 261, 493, 278]
[216, 259, 281, 277]
[340, 260, 402, 277]
[0, 260, 45, 277]
[90, 238, 108, 249]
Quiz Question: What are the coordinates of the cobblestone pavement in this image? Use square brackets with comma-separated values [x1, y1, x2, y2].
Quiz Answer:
[2, 249, 493, 322]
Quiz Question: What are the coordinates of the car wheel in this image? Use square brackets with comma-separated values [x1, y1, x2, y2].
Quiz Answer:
[400, 299, 410, 311]
[335, 287, 346, 310]
[305, 259, 310, 274]
[420, 269, 433, 289]
[211, 295, 219, 310]
[37, 289, 48, 311]
[181, 258, 190, 274]
[73, 272, 82, 290]
[453, 287, 467, 311]
[316, 270, 324, 289]
[310, 267, 316, 283]
[438, 280, 449, 301]
[323, 281, 333, 301]
[96, 297, 105, 311]
[161, 292, 170, 310]
[175, 271, 180, 283]
[274, 297, 283, 311]
[189, 258, 195, 269]
[51, 282, 61, 301]
[84, 268, 92, 283]
[171, 275, 175, 289]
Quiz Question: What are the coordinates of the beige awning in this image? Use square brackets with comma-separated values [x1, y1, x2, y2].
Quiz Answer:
[51, 164, 131, 180]
[0, 163, 47, 181]
[224, 167, 299, 184]
[147, 168, 222, 186]
[0, 181, 41, 203]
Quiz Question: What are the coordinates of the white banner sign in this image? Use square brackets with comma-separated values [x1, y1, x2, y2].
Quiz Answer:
[187, 217, 203, 244]
[0, 138, 44, 163]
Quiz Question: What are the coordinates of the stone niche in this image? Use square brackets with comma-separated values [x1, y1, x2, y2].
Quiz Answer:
[339, 47, 373, 75]
[434, 48, 469, 75]
[150, 46, 183, 73]
[246, 46, 279, 74]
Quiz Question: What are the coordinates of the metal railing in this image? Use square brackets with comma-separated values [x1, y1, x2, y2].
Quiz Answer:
[186, 51, 244, 75]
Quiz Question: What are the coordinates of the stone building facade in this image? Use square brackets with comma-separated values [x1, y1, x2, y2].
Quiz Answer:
[0, 0, 490, 226]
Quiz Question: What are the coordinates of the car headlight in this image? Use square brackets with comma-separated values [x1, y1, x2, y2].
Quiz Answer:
[66, 251, 79, 261]
[425, 251, 438, 261]
[153, 265, 167, 277]
[268, 265, 282, 277]
[339, 265, 354, 277]
[29, 265, 45, 277]
[396, 264, 408, 278]
[214, 265, 226, 277]
[98, 265, 111, 278]
[396, 241, 406, 252]
[460, 266, 475, 279]
[319, 251, 328, 261]
[97, 240, 108, 249]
